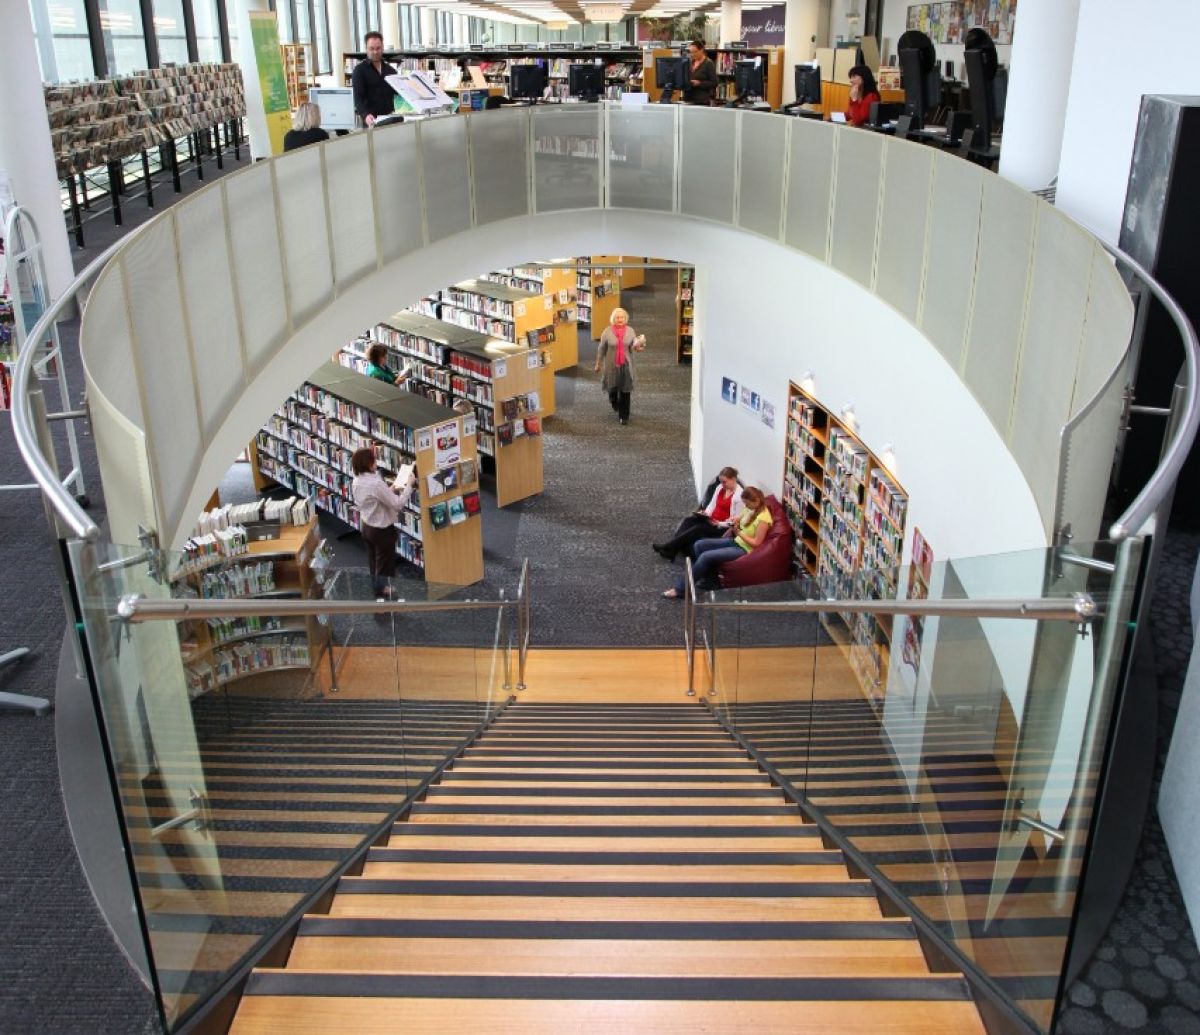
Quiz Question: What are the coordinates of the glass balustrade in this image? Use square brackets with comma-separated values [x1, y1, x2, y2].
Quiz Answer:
[690, 537, 1144, 1033]
[66, 536, 518, 1032]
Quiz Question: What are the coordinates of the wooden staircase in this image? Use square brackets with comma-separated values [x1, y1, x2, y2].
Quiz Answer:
[230, 700, 986, 1033]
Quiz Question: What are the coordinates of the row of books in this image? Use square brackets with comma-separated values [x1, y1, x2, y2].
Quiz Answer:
[428, 490, 481, 531]
[443, 287, 519, 321]
[206, 615, 286, 646]
[498, 415, 541, 446]
[197, 561, 276, 599]
[439, 303, 512, 339]
[191, 496, 312, 538]
[174, 525, 249, 580]
[373, 324, 449, 365]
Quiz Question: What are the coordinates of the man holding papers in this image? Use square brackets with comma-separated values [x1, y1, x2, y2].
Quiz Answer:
[352, 31, 398, 126]
[350, 446, 416, 599]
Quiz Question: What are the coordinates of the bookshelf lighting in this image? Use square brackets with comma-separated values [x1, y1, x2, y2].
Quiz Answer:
[800, 370, 815, 393]
[880, 442, 897, 473]
[841, 403, 856, 429]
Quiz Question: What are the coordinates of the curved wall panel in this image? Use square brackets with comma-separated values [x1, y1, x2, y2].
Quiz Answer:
[79, 105, 1135, 555]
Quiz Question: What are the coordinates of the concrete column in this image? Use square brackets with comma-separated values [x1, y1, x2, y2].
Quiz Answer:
[998, 0, 1081, 191]
[0, 0, 76, 298]
[720, 0, 742, 46]
[782, 0, 821, 103]
[327, 0, 353, 85]
[234, 0, 273, 159]
[420, 9, 435, 47]
[381, 2, 401, 50]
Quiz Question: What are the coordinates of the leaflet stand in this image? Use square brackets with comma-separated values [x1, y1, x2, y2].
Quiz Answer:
[1, 207, 89, 510]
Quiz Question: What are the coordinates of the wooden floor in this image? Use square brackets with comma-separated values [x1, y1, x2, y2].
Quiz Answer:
[229, 700, 986, 1034]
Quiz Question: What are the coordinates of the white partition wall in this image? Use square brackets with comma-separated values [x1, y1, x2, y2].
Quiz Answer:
[79, 106, 1135, 554]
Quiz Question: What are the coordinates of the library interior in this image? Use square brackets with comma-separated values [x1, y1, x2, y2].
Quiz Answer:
[2, 1, 1200, 1034]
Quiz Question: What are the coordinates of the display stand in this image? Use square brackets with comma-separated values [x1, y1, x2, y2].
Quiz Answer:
[173, 515, 331, 698]
[484, 263, 580, 373]
[782, 382, 909, 700]
[254, 360, 484, 584]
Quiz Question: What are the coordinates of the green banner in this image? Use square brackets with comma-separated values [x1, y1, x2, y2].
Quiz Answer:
[248, 12, 292, 154]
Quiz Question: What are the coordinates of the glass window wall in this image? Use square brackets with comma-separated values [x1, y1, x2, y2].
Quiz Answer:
[313, 0, 330, 72]
[277, 0, 296, 45]
[225, 0, 240, 60]
[192, 0, 223, 61]
[153, 0, 190, 64]
[28, 0, 95, 82]
[98, 0, 149, 75]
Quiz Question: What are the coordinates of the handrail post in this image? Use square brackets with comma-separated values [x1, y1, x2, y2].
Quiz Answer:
[685, 558, 697, 697]
[516, 558, 529, 691]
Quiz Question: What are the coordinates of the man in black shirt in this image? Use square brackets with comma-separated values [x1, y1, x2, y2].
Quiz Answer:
[352, 31, 398, 126]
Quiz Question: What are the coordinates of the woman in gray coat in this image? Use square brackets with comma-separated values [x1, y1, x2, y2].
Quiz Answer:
[593, 307, 646, 425]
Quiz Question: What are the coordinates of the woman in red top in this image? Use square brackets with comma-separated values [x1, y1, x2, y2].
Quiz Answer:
[844, 65, 881, 127]
[652, 467, 744, 562]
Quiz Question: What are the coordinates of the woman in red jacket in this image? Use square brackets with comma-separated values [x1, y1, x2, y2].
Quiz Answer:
[845, 65, 881, 127]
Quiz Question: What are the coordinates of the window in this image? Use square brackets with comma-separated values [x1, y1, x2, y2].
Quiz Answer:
[312, 0, 330, 73]
[225, 0, 240, 60]
[153, 0, 190, 64]
[28, 0, 95, 82]
[97, 0, 150, 75]
[192, 0, 223, 61]
[277, 0, 295, 45]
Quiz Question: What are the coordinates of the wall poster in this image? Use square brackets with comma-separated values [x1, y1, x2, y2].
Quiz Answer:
[905, 0, 1017, 45]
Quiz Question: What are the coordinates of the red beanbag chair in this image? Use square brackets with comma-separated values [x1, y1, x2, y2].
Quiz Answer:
[718, 495, 794, 589]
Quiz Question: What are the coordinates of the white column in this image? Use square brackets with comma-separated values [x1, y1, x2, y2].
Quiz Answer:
[327, 0, 353, 88]
[997, 0, 1081, 191]
[782, 0, 821, 103]
[381, 2, 402, 49]
[720, 0, 742, 46]
[420, 9, 436, 47]
[0, 1, 75, 299]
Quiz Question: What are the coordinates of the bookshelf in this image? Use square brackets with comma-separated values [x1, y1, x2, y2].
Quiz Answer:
[577, 258, 620, 340]
[618, 257, 645, 291]
[173, 515, 330, 698]
[677, 266, 695, 363]
[348, 310, 545, 509]
[782, 382, 909, 701]
[483, 263, 581, 373]
[281, 43, 313, 108]
[255, 360, 484, 585]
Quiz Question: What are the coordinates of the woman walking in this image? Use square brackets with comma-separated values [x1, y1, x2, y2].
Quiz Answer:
[594, 307, 646, 425]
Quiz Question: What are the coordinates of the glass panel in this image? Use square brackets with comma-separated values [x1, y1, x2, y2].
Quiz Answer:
[694, 539, 1146, 1034]
[295, 0, 311, 44]
[607, 105, 674, 212]
[69, 534, 515, 1031]
[225, 0, 240, 60]
[313, 0, 331, 73]
[29, 0, 96, 82]
[532, 106, 601, 213]
[680, 106, 736, 224]
[276, 0, 295, 46]
[98, 0, 150, 75]
[469, 107, 530, 226]
[737, 111, 787, 239]
[192, 0, 224, 62]
[153, 0, 190, 65]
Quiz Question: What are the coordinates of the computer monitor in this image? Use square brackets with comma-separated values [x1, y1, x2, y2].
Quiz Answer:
[568, 63, 604, 102]
[896, 29, 939, 130]
[655, 56, 688, 101]
[509, 62, 547, 102]
[794, 64, 821, 106]
[733, 60, 764, 101]
[963, 27, 998, 152]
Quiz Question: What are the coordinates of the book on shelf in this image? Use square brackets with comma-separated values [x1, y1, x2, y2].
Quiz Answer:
[429, 502, 450, 530]
[523, 415, 541, 436]
[463, 490, 481, 516]
[460, 458, 477, 486]
[448, 495, 467, 525]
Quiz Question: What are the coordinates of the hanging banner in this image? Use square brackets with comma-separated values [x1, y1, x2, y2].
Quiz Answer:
[248, 12, 292, 155]
[740, 4, 787, 46]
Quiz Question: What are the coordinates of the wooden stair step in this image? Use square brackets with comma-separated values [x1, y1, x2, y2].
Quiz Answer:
[359, 863, 856, 882]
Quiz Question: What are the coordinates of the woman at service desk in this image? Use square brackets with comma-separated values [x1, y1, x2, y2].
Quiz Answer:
[845, 65, 881, 127]
[352, 31, 399, 126]
[282, 103, 329, 152]
[662, 486, 772, 598]
[364, 343, 410, 386]
[683, 40, 718, 107]
[653, 466, 744, 561]
[594, 307, 646, 425]
[351, 446, 416, 600]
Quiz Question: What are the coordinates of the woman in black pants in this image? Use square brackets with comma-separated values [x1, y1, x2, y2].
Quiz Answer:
[594, 307, 645, 425]
[350, 446, 415, 599]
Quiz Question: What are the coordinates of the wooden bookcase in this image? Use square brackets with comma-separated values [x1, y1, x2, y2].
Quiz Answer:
[352, 311, 545, 509]
[677, 266, 695, 363]
[714, 48, 784, 109]
[174, 517, 330, 697]
[254, 360, 484, 585]
[618, 256, 645, 290]
[281, 43, 312, 108]
[578, 258, 620, 340]
[782, 382, 908, 699]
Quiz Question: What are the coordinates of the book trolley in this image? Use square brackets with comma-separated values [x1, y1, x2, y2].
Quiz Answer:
[172, 513, 331, 698]
[345, 313, 545, 509]
[253, 360, 484, 585]
[782, 382, 909, 701]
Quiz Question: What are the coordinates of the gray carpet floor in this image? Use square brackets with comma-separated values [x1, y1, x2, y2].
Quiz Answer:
[2, 137, 1199, 1033]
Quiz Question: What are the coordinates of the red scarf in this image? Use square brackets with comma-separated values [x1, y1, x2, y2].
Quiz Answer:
[614, 325, 628, 366]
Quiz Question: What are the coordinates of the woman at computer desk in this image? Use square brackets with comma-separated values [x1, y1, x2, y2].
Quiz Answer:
[845, 65, 881, 126]
[683, 40, 718, 106]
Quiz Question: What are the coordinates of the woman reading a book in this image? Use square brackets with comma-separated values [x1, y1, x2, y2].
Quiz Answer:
[594, 307, 646, 425]
[653, 467, 744, 561]
[662, 486, 772, 598]
[365, 343, 410, 386]
[350, 446, 416, 600]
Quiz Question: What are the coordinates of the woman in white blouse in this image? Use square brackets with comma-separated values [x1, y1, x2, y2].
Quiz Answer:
[350, 446, 416, 600]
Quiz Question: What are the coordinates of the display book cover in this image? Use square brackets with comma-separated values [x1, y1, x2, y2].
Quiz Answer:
[429, 502, 450, 530]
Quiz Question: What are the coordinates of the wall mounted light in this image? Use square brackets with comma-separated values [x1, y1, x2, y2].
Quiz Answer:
[800, 370, 815, 393]
[841, 403, 856, 429]
[880, 442, 897, 473]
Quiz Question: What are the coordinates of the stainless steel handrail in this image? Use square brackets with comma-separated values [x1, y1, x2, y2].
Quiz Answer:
[687, 592, 1098, 622]
[1100, 243, 1200, 540]
[10, 239, 128, 542]
[116, 594, 518, 621]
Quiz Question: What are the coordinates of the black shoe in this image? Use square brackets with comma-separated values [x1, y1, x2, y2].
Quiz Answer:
[652, 543, 675, 560]
[619, 417, 628, 425]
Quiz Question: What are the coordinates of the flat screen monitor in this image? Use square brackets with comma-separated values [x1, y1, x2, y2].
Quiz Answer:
[734, 60, 764, 100]
[510, 62, 547, 101]
[898, 47, 939, 129]
[309, 87, 355, 131]
[794, 64, 821, 105]
[568, 62, 604, 101]
[654, 56, 688, 97]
